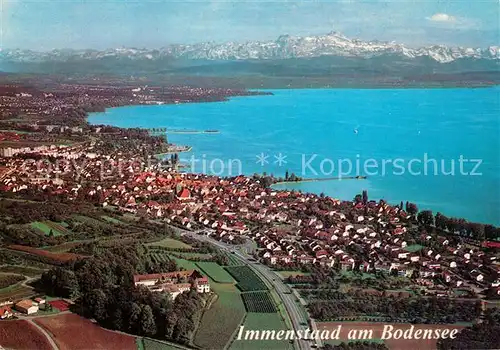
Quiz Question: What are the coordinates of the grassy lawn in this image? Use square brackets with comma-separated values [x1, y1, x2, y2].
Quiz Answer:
[337, 270, 375, 280]
[37, 307, 60, 316]
[165, 255, 198, 270]
[277, 271, 311, 278]
[196, 262, 235, 284]
[194, 281, 246, 350]
[230, 313, 292, 350]
[146, 237, 192, 249]
[404, 244, 424, 253]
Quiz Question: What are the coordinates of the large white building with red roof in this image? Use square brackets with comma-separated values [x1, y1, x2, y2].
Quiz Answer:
[133, 270, 210, 300]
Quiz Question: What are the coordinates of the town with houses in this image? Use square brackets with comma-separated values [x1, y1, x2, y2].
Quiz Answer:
[0, 77, 499, 350]
[1, 138, 499, 298]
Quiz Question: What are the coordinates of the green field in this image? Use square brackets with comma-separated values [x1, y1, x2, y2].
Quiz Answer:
[196, 262, 235, 283]
[30, 221, 71, 236]
[157, 254, 198, 270]
[230, 313, 292, 350]
[404, 244, 424, 252]
[194, 287, 246, 350]
[225, 266, 268, 292]
[337, 270, 376, 280]
[146, 237, 192, 249]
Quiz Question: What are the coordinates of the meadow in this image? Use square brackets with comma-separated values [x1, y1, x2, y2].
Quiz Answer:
[196, 262, 235, 283]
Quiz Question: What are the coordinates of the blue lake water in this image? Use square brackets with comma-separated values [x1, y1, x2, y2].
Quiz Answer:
[89, 88, 500, 225]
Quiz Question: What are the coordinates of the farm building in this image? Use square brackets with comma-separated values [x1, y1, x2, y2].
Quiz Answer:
[15, 300, 39, 315]
[34, 297, 46, 305]
[133, 270, 210, 299]
[194, 277, 210, 293]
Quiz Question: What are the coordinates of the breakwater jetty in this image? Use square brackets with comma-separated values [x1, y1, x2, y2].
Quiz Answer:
[147, 128, 220, 135]
[273, 175, 367, 185]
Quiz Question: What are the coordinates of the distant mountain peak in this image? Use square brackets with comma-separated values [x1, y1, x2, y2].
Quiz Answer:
[2, 32, 499, 64]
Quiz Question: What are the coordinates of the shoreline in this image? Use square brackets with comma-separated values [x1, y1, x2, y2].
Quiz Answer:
[154, 146, 193, 157]
[84, 89, 499, 226]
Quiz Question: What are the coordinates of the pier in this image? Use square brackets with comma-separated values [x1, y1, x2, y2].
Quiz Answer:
[147, 128, 220, 135]
[273, 175, 367, 185]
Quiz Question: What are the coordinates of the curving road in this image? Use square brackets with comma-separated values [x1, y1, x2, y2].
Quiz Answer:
[181, 230, 315, 350]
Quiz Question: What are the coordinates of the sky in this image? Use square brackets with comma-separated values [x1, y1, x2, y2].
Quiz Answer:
[1, 0, 499, 51]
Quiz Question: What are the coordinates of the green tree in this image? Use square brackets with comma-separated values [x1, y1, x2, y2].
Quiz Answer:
[84, 288, 108, 322]
[417, 210, 434, 227]
[140, 304, 157, 336]
[128, 302, 142, 333]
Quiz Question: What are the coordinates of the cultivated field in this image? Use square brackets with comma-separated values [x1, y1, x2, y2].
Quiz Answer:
[223, 253, 243, 266]
[30, 221, 71, 236]
[0, 273, 25, 289]
[194, 287, 246, 349]
[166, 251, 213, 259]
[0, 265, 47, 276]
[146, 237, 192, 249]
[0, 284, 34, 302]
[44, 242, 84, 253]
[8, 245, 84, 263]
[241, 291, 277, 313]
[317, 322, 465, 350]
[196, 262, 235, 283]
[34, 313, 137, 350]
[0, 320, 53, 350]
[225, 266, 268, 291]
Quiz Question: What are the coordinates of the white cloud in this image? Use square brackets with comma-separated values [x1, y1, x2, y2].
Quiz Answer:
[427, 13, 457, 23]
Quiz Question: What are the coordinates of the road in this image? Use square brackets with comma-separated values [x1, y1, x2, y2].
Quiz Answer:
[180, 230, 315, 350]
[28, 318, 59, 350]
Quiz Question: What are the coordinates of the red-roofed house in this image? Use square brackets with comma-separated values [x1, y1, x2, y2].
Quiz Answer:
[0, 306, 13, 319]
[177, 188, 191, 200]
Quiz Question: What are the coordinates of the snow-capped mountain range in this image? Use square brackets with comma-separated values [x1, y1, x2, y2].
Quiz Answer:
[2, 32, 499, 64]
